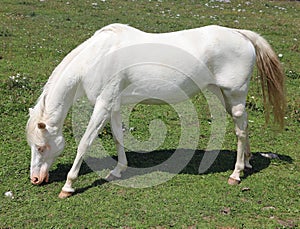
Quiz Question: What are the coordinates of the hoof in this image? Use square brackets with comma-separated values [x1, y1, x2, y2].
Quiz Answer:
[228, 177, 240, 185]
[104, 173, 120, 182]
[58, 190, 73, 199]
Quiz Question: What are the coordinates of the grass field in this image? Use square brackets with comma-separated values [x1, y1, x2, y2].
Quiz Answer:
[0, 0, 299, 228]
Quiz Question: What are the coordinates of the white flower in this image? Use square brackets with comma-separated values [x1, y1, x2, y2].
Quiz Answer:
[5, 191, 14, 199]
[278, 53, 283, 58]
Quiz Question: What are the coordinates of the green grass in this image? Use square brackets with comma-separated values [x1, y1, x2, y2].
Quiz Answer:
[1, 0, 299, 228]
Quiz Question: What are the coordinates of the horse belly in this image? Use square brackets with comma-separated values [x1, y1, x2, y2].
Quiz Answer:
[120, 65, 204, 105]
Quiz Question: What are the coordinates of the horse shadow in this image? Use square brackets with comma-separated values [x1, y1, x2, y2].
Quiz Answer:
[49, 149, 293, 195]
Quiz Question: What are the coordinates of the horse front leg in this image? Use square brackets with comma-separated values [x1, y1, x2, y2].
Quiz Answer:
[59, 98, 110, 198]
[105, 110, 128, 181]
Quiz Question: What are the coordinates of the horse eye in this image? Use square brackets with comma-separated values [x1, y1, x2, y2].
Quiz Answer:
[37, 145, 46, 153]
[36, 144, 51, 153]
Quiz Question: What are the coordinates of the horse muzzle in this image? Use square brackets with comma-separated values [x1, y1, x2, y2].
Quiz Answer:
[31, 172, 49, 185]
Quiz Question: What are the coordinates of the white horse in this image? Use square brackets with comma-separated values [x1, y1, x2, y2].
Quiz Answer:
[26, 24, 285, 198]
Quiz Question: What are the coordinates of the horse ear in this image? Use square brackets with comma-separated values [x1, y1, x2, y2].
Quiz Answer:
[29, 108, 34, 116]
[37, 122, 46, 130]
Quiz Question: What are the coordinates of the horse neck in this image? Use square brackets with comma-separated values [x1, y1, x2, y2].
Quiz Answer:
[40, 73, 80, 129]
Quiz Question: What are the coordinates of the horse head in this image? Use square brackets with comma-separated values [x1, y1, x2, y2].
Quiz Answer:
[26, 108, 65, 185]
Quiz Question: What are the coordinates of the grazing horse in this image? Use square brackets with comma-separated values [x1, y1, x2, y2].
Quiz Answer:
[26, 24, 285, 198]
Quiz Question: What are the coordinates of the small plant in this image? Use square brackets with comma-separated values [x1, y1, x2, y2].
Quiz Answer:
[0, 28, 12, 37]
[246, 95, 264, 112]
[1, 73, 35, 113]
[286, 70, 300, 79]
[7, 73, 31, 90]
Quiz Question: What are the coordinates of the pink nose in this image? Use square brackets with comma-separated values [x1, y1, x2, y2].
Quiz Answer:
[31, 176, 39, 184]
[31, 174, 49, 185]
[31, 176, 43, 185]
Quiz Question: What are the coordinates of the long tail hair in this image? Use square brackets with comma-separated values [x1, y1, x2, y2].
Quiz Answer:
[238, 29, 286, 128]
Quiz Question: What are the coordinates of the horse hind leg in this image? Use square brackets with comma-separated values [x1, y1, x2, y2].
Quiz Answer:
[105, 110, 128, 181]
[244, 131, 252, 170]
[209, 84, 252, 164]
[221, 89, 252, 185]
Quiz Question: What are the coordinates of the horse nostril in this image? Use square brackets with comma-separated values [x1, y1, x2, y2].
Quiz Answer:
[31, 177, 39, 184]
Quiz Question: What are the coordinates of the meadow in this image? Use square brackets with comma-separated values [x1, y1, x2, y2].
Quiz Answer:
[0, 0, 299, 228]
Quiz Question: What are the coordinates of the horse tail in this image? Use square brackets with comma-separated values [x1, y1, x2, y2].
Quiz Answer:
[237, 29, 286, 128]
